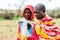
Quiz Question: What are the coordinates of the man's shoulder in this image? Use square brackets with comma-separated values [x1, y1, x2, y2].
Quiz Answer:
[45, 15, 53, 21]
[41, 15, 54, 22]
[46, 15, 53, 19]
[42, 15, 55, 25]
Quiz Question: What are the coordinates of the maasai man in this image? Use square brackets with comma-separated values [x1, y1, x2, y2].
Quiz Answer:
[34, 3, 60, 40]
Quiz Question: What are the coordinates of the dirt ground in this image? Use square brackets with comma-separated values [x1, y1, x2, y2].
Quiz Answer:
[0, 20, 18, 40]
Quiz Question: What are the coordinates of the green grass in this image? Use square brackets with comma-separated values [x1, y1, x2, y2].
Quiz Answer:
[0, 20, 18, 40]
[54, 18, 60, 26]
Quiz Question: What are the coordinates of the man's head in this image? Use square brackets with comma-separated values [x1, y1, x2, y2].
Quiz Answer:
[34, 3, 46, 20]
[23, 5, 34, 20]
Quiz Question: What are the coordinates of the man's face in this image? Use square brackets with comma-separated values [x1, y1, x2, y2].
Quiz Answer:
[34, 7, 44, 19]
[24, 9, 31, 19]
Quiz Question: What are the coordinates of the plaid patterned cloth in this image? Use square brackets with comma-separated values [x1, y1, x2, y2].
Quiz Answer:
[34, 15, 60, 40]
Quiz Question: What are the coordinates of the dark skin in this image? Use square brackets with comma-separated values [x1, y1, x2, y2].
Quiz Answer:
[24, 8, 31, 20]
[34, 3, 45, 20]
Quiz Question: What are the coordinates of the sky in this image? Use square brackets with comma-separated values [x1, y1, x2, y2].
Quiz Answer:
[0, 0, 60, 10]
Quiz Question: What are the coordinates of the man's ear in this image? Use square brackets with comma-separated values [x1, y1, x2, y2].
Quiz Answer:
[43, 9, 45, 12]
[43, 10, 45, 12]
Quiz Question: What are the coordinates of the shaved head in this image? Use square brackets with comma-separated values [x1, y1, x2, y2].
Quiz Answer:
[34, 3, 46, 19]
[35, 3, 45, 12]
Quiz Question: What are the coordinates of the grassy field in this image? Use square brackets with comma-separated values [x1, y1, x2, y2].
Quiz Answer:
[0, 20, 18, 40]
[0, 18, 60, 40]
[55, 18, 60, 26]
